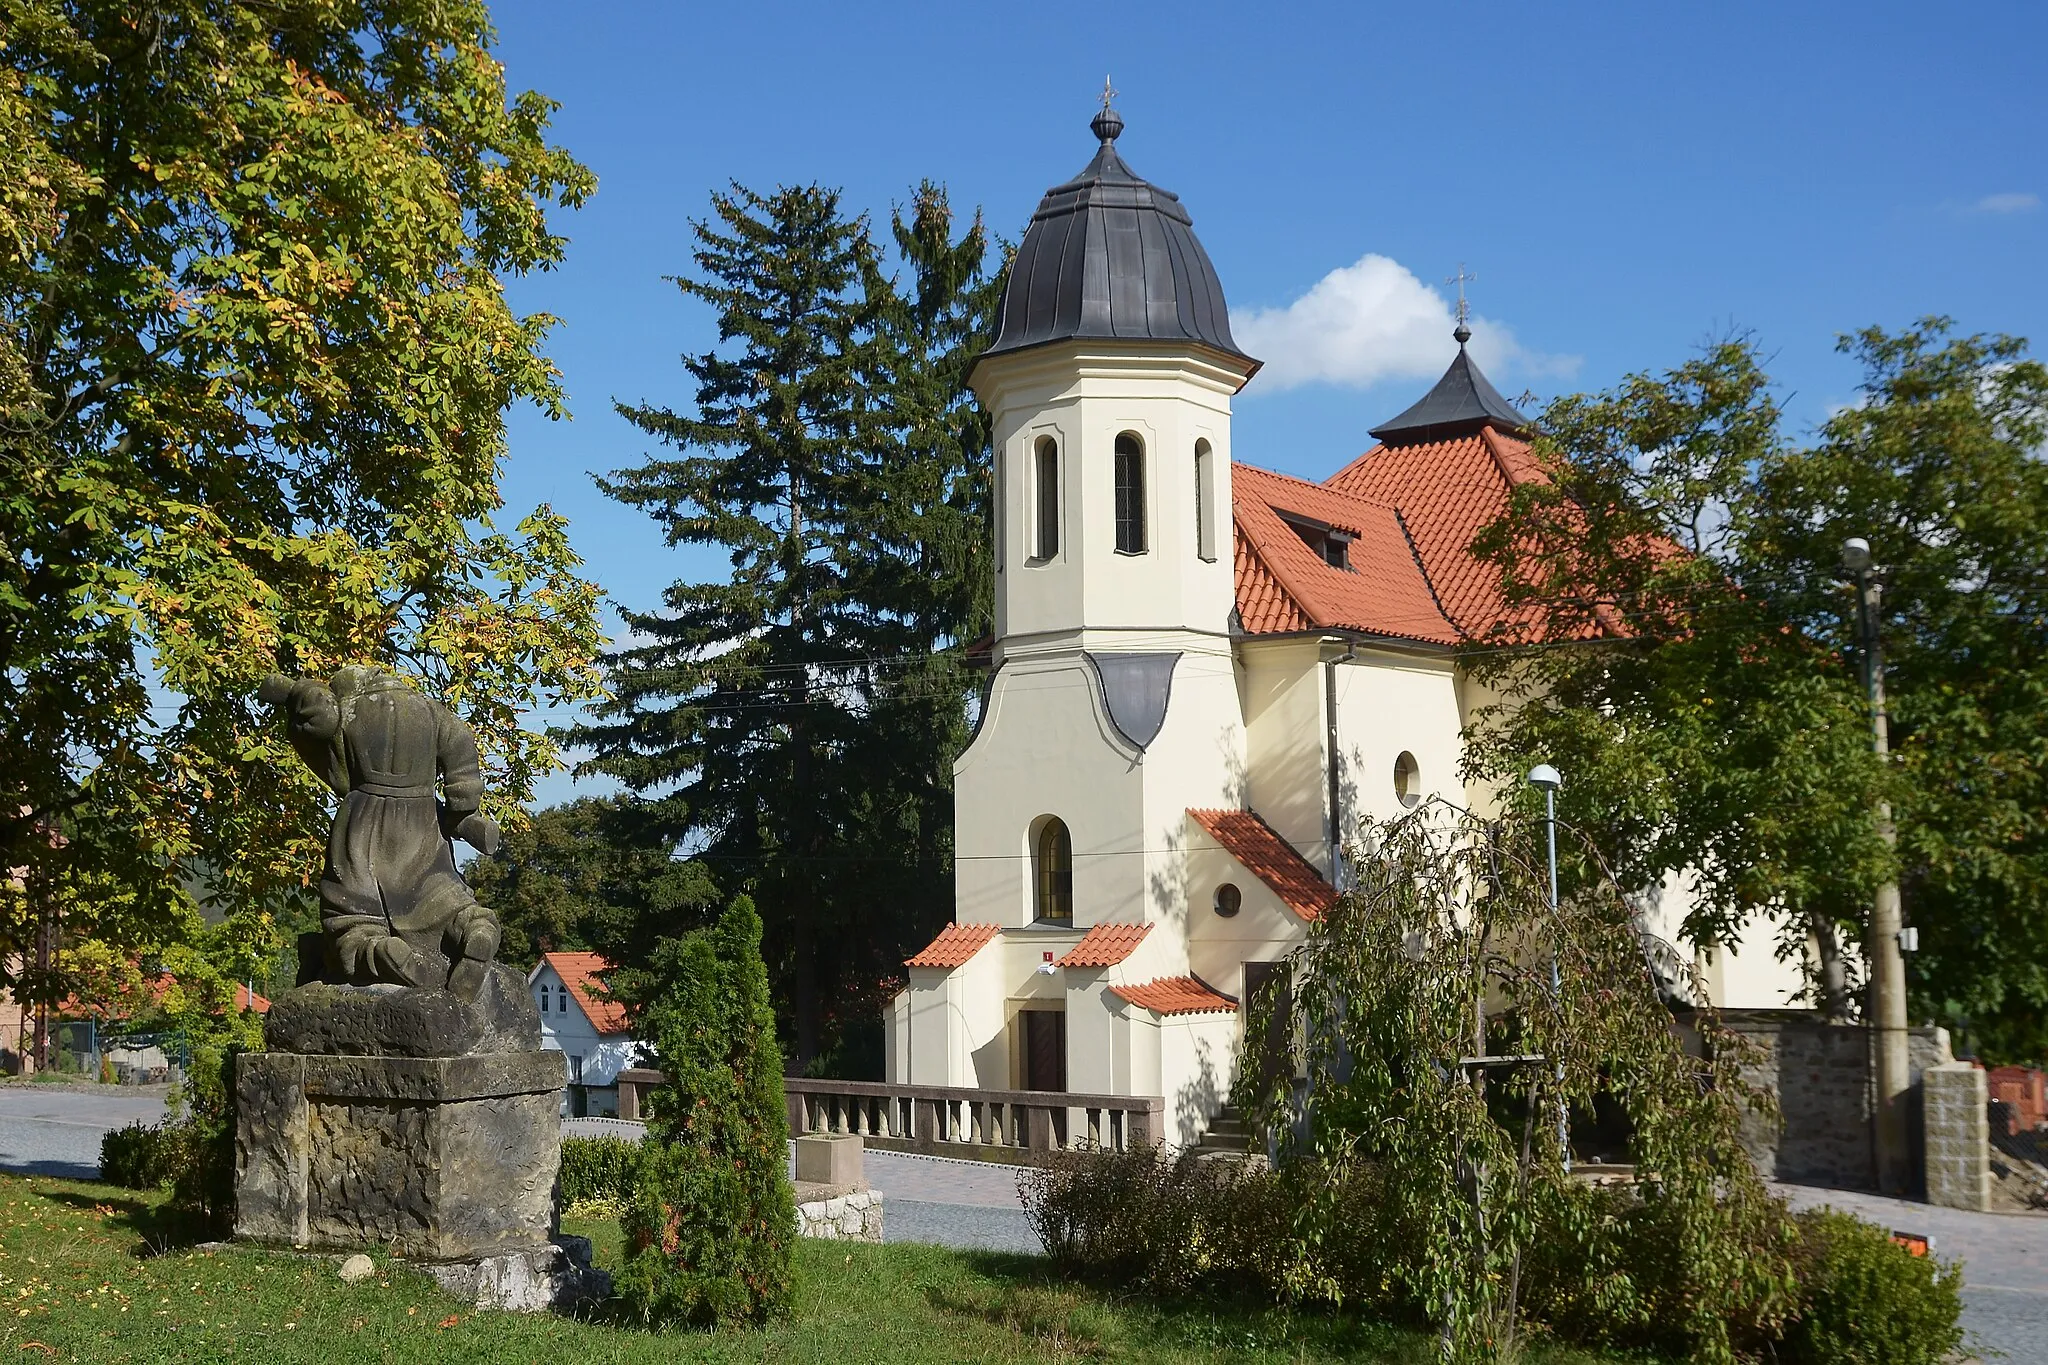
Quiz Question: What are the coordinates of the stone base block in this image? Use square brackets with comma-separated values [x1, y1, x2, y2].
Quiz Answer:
[425, 1236, 612, 1313]
[794, 1184, 882, 1242]
[234, 1048, 566, 1261]
[793, 1132, 864, 1185]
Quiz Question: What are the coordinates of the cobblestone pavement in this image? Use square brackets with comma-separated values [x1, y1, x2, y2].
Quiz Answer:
[11, 1093, 2042, 1356]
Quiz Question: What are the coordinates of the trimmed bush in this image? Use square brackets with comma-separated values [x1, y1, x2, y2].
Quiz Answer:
[1781, 1209, 1965, 1365]
[99, 1122, 175, 1190]
[559, 1135, 641, 1206]
[1022, 1146, 1378, 1306]
[617, 896, 795, 1327]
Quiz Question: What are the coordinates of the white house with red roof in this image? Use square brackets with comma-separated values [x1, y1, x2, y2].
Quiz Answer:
[887, 103, 1805, 1145]
[528, 951, 639, 1117]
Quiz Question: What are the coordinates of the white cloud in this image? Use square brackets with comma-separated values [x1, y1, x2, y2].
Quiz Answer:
[1231, 253, 1580, 393]
[1972, 192, 2039, 214]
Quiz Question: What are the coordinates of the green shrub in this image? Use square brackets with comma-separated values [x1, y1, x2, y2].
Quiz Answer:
[1021, 1147, 1383, 1307]
[1512, 1176, 1794, 1357]
[559, 1135, 641, 1206]
[99, 1121, 175, 1190]
[617, 896, 795, 1327]
[1780, 1209, 1965, 1365]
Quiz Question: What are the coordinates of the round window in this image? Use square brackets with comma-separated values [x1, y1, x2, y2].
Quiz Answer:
[1393, 750, 1422, 808]
[1213, 883, 1242, 918]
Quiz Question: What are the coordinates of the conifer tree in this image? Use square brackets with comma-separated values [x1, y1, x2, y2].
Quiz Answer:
[578, 183, 999, 1068]
[617, 896, 794, 1327]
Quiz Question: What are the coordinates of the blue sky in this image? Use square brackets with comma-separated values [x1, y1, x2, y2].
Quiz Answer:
[485, 0, 2048, 806]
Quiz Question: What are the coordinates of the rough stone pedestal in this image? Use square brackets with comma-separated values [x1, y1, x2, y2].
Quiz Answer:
[235, 1047, 565, 1262]
[425, 1235, 611, 1312]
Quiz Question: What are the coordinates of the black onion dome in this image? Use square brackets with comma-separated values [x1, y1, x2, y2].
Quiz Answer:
[980, 108, 1255, 371]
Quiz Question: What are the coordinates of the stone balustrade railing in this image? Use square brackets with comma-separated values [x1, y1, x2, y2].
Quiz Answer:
[612, 1068, 1163, 1164]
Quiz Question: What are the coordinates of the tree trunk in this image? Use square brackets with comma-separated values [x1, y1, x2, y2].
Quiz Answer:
[1811, 911, 1851, 1022]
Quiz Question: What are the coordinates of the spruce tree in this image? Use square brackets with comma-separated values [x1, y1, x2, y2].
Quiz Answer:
[617, 896, 794, 1327]
[578, 183, 999, 1068]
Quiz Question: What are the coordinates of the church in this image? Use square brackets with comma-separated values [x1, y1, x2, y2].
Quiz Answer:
[883, 103, 1805, 1146]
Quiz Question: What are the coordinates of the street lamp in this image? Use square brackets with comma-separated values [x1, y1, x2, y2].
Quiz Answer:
[1843, 535, 1910, 1197]
[1528, 764, 1568, 1172]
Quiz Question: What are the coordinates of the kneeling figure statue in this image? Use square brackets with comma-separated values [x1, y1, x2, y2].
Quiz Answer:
[259, 665, 503, 1000]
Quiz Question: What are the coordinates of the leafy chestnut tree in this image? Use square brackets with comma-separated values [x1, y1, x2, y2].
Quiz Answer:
[0, 0, 604, 1011]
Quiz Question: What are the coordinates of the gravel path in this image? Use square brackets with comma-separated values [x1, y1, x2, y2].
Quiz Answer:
[14, 1091, 2045, 1355]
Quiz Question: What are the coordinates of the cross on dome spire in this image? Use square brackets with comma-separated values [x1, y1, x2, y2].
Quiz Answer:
[1445, 263, 1477, 345]
[1091, 76, 1124, 143]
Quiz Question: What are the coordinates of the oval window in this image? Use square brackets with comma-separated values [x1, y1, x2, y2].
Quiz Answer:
[1213, 883, 1242, 918]
[1393, 751, 1422, 808]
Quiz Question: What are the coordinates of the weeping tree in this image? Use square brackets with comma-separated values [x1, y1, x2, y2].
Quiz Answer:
[1237, 804, 1797, 1363]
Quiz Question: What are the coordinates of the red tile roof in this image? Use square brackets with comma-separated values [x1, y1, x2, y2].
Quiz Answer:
[905, 922, 1001, 969]
[1231, 463, 1461, 645]
[1110, 975, 1238, 1016]
[1233, 525, 1312, 635]
[540, 951, 630, 1035]
[1188, 808, 1337, 921]
[1057, 922, 1151, 969]
[1322, 428, 1539, 640]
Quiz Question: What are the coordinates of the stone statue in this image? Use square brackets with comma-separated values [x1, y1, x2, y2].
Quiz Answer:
[258, 666, 504, 1001]
[237, 666, 600, 1308]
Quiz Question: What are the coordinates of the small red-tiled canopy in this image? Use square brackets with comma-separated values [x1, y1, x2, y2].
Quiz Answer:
[1057, 922, 1151, 969]
[1188, 808, 1337, 921]
[904, 922, 1001, 969]
[538, 951, 630, 1035]
[1110, 976, 1238, 1016]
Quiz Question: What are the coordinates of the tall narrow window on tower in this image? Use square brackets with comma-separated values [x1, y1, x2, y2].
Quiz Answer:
[1034, 436, 1060, 561]
[1114, 432, 1147, 554]
[1193, 439, 1217, 562]
[1034, 817, 1074, 923]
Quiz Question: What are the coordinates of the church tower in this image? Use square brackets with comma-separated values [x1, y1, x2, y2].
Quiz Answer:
[953, 99, 1258, 947]
[969, 99, 1260, 657]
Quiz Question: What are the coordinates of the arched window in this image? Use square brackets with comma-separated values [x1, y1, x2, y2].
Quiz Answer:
[1114, 433, 1147, 555]
[1034, 818, 1073, 923]
[1193, 439, 1217, 562]
[1034, 436, 1059, 560]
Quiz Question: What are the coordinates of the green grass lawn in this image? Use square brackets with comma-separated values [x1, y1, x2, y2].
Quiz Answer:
[0, 1173, 1627, 1364]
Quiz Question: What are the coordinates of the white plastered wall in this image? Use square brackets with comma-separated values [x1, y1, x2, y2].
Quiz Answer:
[903, 945, 1008, 1089]
[1160, 1011, 1241, 1146]
[975, 342, 1247, 647]
[1333, 649, 1468, 839]
[1182, 828, 1312, 1001]
[1240, 638, 1331, 874]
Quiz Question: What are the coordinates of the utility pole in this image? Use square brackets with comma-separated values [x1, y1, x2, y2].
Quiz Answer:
[1843, 537, 1911, 1196]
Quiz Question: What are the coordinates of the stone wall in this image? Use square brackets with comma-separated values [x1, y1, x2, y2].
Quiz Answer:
[1923, 1061, 1991, 1211]
[1704, 1008, 1954, 1192]
[792, 1183, 883, 1242]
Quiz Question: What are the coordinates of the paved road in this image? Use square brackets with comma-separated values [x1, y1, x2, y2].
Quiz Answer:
[16, 1092, 2042, 1355]
[0, 1084, 170, 1178]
